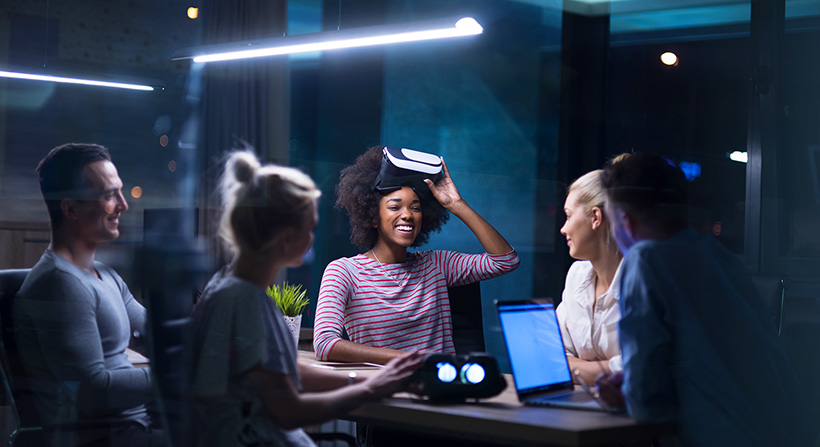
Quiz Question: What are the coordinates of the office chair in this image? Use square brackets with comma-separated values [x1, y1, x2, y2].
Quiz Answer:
[138, 250, 198, 447]
[448, 282, 485, 354]
[0, 268, 40, 446]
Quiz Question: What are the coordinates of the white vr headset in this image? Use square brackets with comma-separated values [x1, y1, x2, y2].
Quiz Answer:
[372, 146, 443, 194]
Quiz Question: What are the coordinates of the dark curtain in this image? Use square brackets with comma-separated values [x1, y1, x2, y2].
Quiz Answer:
[198, 0, 290, 268]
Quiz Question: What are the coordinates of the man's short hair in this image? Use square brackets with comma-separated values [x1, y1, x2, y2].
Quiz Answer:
[601, 152, 689, 235]
[36, 143, 112, 228]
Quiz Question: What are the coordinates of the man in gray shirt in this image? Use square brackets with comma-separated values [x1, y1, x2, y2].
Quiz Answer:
[14, 143, 165, 447]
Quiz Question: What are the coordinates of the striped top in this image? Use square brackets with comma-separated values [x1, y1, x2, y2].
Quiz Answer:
[313, 249, 520, 361]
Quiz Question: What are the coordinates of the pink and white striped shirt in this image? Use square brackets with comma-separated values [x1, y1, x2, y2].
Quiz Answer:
[313, 249, 519, 361]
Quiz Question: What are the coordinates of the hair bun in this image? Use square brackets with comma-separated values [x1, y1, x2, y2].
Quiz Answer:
[230, 151, 259, 184]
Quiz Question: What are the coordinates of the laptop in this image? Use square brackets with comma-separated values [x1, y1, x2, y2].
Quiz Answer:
[495, 298, 609, 411]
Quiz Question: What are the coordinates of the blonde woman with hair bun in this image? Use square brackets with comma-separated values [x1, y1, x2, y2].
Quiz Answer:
[556, 157, 628, 385]
[190, 150, 423, 447]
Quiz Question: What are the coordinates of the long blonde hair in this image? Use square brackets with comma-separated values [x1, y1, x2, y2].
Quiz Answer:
[219, 151, 321, 258]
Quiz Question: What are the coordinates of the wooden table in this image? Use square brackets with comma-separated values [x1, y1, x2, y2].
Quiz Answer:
[126, 348, 150, 368]
[298, 351, 674, 446]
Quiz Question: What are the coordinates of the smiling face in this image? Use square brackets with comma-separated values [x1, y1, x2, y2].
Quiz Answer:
[559, 190, 599, 260]
[70, 160, 129, 245]
[373, 186, 422, 250]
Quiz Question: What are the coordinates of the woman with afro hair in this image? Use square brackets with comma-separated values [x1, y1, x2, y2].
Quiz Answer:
[313, 146, 519, 364]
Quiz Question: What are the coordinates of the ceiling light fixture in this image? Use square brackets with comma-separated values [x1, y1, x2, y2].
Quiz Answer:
[173, 16, 483, 64]
[0, 69, 158, 91]
[660, 51, 678, 66]
[2, 1, 159, 92]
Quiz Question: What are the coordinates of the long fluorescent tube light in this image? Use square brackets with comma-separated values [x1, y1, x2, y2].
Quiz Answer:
[173, 17, 483, 64]
[0, 69, 156, 91]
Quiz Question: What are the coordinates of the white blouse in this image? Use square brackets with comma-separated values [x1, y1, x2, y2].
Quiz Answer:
[555, 260, 623, 372]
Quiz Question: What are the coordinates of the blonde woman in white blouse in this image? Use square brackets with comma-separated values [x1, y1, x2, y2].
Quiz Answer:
[557, 166, 624, 385]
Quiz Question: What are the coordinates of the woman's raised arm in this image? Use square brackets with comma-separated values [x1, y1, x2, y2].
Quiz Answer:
[424, 158, 513, 255]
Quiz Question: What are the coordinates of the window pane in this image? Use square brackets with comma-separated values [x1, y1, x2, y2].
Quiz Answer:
[781, 4, 820, 257]
[608, 2, 751, 254]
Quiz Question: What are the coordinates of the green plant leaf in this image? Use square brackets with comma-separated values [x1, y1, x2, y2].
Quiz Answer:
[266, 282, 310, 317]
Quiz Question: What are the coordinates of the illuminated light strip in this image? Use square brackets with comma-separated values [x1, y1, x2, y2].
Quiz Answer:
[0, 70, 155, 91]
[176, 17, 483, 64]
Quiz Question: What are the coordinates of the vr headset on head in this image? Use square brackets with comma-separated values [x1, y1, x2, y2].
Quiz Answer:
[372, 146, 443, 195]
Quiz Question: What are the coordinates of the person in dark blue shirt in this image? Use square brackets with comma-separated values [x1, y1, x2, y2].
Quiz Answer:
[596, 152, 812, 447]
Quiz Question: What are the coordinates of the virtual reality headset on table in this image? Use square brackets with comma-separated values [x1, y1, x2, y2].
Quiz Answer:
[372, 146, 443, 195]
[408, 352, 507, 402]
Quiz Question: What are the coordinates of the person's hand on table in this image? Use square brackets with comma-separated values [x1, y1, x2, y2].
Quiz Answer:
[595, 371, 625, 410]
[360, 351, 424, 398]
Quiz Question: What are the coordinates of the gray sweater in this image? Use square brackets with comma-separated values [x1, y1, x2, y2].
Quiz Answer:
[13, 250, 153, 433]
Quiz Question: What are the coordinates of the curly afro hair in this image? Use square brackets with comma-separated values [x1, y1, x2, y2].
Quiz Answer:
[335, 146, 450, 250]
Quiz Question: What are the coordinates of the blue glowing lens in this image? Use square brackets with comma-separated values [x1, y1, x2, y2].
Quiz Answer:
[436, 362, 457, 383]
[461, 363, 486, 384]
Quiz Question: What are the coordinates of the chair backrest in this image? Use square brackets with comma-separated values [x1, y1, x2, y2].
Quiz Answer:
[0, 269, 31, 401]
[0, 269, 29, 327]
[0, 268, 45, 445]
[447, 282, 484, 354]
[138, 244, 203, 447]
[148, 315, 193, 447]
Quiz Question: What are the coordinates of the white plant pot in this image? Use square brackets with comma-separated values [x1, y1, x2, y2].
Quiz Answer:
[283, 315, 302, 350]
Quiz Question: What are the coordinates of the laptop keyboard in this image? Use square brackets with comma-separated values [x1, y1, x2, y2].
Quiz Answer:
[531, 391, 594, 405]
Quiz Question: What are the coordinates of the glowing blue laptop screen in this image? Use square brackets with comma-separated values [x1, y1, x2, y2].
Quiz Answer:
[497, 301, 573, 392]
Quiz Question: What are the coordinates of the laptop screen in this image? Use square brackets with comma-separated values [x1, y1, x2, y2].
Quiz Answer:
[497, 300, 573, 393]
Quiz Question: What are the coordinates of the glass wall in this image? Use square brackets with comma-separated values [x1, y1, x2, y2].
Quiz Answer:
[1, 0, 819, 372]
[0, 0, 199, 283]
[608, 2, 751, 254]
[781, 1, 820, 259]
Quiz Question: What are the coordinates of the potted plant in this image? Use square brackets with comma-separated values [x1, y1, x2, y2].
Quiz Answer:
[266, 282, 309, 349]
